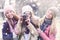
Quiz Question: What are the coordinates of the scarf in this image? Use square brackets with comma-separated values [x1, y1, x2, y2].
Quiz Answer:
[40, 17, 52, 32]
[38, 17, 52, 40]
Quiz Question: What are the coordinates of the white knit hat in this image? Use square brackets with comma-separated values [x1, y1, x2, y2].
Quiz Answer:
[22, 5, 33, 14]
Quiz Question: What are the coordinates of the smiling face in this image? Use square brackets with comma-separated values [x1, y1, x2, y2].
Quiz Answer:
[5, 10, 14, 19]
[46, 10, 53, 19]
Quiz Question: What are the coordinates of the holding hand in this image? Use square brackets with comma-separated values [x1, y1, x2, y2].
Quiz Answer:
[25, 17, 31, 25]
[37, 28, 43, 34]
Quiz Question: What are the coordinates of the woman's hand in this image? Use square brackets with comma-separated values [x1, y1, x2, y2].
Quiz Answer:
[19, 16, 23, 24]
[25, 17, 31, 25]
[37, 28, 42, 34]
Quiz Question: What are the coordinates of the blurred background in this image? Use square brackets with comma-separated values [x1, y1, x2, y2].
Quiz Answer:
[0, 0, 60, 40]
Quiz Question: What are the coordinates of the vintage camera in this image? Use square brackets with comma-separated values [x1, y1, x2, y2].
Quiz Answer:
[21, 14, 28, 27]
[21, 14, 30, 34]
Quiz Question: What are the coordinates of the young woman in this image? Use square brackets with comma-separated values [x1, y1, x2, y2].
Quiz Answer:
[2, 6, 19, 40]
[15, 5, 40, 40]
[37, 7, 58, 40]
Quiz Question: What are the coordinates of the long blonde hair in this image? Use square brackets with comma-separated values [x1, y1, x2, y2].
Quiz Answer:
[39, 7, 59, 34]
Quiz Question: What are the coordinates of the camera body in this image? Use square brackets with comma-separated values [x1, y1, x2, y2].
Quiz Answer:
[21, 14, 30, 34]
[21, 14, 28, 27]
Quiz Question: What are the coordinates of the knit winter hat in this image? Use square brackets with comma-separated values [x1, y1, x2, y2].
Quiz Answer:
[22, 5, 33, 14]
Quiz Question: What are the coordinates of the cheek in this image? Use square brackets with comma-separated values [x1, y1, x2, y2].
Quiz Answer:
[9, 14, 13, 18]
[7, 13, 13, 18]
[6, 14, 10, 18]
[6, 14, 9, 17]
[49, 15, 52, 18]
[28, 15, 31, 17]
[46, 14, 53, 19]
[49, 15, 53, 18]
[46, 14, 50, 17]
[9, 13, 13, 16]
[46, 13, 52, 17]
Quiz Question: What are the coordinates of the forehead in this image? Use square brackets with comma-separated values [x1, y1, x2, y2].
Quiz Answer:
[23, 11, 31, 15]
[5, 10, 13, 15]
[5, 9, 14, 14]
[25, 11, 31, 13]
[6, 9, 12, 12]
